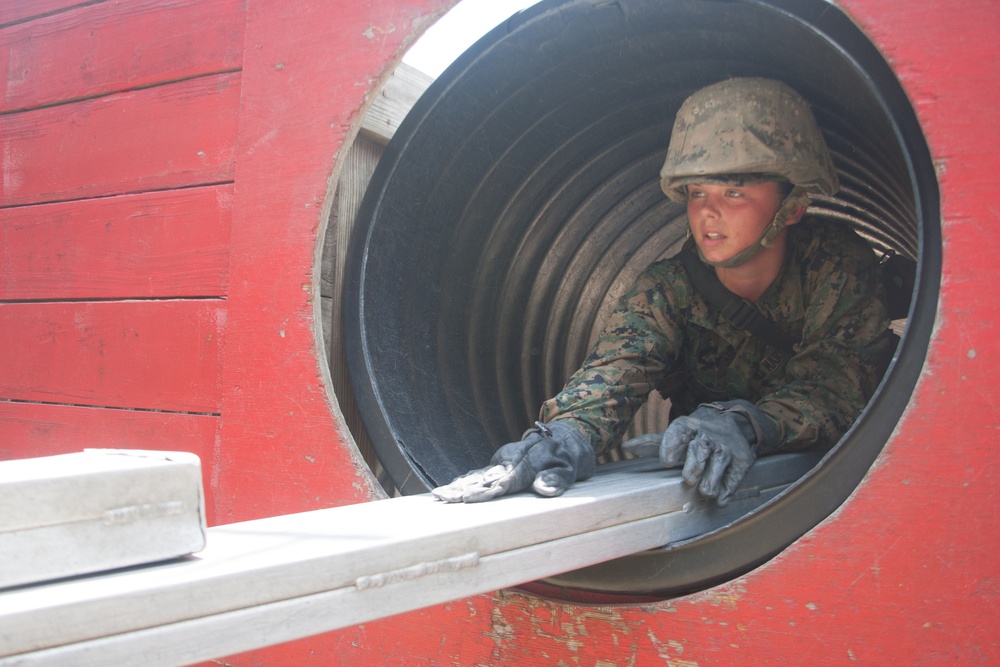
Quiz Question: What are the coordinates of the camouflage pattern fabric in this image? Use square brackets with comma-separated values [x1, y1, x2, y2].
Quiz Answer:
[539, 219, 896, 455]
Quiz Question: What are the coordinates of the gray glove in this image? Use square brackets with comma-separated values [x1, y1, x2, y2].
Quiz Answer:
[431, 421, 596, 503]
[622, 400, 779, 507]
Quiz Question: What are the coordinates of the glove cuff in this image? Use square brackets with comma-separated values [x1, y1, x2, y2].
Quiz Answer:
[700, 400, 781, 455]
[531, 420, 597, 481]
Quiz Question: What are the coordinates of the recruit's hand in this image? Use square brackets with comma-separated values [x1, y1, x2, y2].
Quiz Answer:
[622, 400, 779, 506]
[432, 421, 595, 503]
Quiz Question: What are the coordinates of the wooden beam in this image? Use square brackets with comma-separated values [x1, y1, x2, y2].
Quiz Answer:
[0, 186, 232, 301]
[360, 63, 432, 145]
[0, 300, 224, 413]
[0, 453, 816, 667]
[0, 73, 240, 207]
[0, 0, 85, 28]
[0, 0, 246, 113]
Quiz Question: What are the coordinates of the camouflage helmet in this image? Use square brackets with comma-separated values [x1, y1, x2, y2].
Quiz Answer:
[660, 78, 839, 202]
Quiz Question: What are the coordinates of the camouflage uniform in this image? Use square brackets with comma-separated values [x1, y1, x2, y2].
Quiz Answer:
[540, 217, 896, 455]
[433, 78, 892, 505]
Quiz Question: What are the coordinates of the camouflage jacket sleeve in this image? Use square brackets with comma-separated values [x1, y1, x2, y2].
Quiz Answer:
[536, 261, 691, 454]
[538, 220, 894, 455]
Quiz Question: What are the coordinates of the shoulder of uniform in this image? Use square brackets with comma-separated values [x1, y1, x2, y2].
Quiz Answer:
[790, 217, 873, 257]
[629, 254, 693, 303]
[643, 254, 690, 285]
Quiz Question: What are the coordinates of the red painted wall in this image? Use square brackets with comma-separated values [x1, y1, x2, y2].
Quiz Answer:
[2, 0, 997, 665]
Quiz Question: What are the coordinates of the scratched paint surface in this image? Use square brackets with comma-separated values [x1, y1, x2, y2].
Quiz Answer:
[3, 0, 997, 664]
[216, 0, 999, 663]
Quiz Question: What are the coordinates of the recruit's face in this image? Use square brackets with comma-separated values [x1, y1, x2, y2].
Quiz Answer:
[685, 181, 787, 266]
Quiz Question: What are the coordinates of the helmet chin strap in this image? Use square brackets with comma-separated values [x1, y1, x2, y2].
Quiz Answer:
[695, 187, 810, 269]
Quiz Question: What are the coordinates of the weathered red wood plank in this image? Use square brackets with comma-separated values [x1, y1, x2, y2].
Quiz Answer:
[0, 300, 223, 413]
[0, 72, 239, 207]
[215, 0, 410, 522]
[0, 0, 91, 28]
[0, 0, 246, 113]
[1, 185, 231, 300]
[0, 401, 220, 524]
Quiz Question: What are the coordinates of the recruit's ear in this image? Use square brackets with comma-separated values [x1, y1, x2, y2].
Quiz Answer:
[783, 203, 808, 227]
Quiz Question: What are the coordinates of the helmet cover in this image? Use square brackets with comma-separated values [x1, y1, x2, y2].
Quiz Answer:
[660, 78, 839, 202]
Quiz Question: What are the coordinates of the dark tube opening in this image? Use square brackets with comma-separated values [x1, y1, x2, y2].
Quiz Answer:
[343, 0, 940, 600]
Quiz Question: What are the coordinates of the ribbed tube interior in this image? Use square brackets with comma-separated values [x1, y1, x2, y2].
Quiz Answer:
[346, 0, 921, 491]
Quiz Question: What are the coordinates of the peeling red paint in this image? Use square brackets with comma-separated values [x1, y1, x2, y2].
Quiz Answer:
[4, 0, 998, 664]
